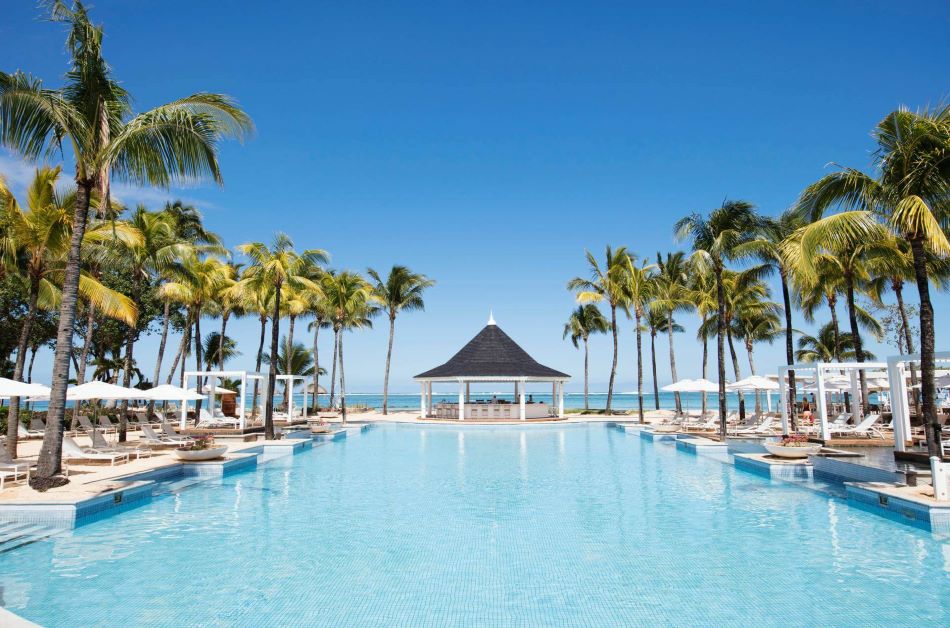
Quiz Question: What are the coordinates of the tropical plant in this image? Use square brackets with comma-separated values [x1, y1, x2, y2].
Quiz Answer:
[0, 166, 138, 455]
[675, 200, 762, 439]
[647, 309, 682, 410]
[650, 252, 694, 414]
[263, 338, 320, 408]
[0, 1, 252, 486]
[234, 234, 326, 438]
[795, 322, 873, 363]
[688, 265, 717, 416]
[567, 246, 631, 413]
[367, 265, 435, 415]
[562, 304, 610, 411]
[202, 332, 240, 369]
[620, 256, 654, 422]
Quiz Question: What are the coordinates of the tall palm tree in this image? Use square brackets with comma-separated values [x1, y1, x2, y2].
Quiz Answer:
[321, 271, 376, 424]
[306, 295, 332, 411]
[794, 106, 950, 456]
[621, 256, 655, 422]
[689, 266, 717, 416]
[567, 247, 631, 414]
[0, 1, 252, 485]
[234, 234, 326, 438]
[740, 209, 807, 428]
[263, 338, 320, 407]
[214, 261, 244, 370]
[651, 252, 693, 414]
[0, 167, 137, 455]
[562, 304, 610, 411]
[675, 200, 761, 439]
[647, 309, 682, 410]
[796, 323, 873, 363]
[202, 332, 240, 369]
[733, 299, 783, 415]
[367, 265, 435, 415]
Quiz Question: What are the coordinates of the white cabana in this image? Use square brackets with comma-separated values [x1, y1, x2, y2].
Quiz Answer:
[188, 385, 237, 396]
[777, 361, 887, 440]
[275, 374, 308, 421]
[183, 370, 265, 430]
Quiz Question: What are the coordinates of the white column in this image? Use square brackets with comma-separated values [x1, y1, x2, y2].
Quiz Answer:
[551, 382, 556, 415]
[779, 369, 789, 435]
[239, 376, 247, 430]
[420, 382, 427, 418]
[465, 382, 470, 403]
[458, 380, 465, 421]
[888, 361, 906, 452]
[288, 377, 295, 420]
[849, 369, 861, 421]
[558, 381, 565, 418]
[898, 364, 912, 446]
[816, 365, 830, 441]
[519, 380, 526, 421]
[180, 397, 188, 430]
[427, 382, 433, 416]
[303, 385, 308, 420]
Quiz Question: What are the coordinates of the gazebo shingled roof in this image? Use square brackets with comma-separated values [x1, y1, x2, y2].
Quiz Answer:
[415, 323, 569, 380]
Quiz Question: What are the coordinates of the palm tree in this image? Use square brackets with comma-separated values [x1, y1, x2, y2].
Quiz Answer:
[621, 256, 654, 422]
[647, 310, 682, 409]
[321, 271, 376, 424]
[214, 262, 244, 370]
[740, 209, 808, 428]
[306, 295, 332, 411]
[651, 252, 694, 414]
[734, 300, 783, 415]
[794, 106, 950, 456]
[675, 200, 761, 439]
[567, 247, 631, 414]
[689, 266, 717, 416]
[367, 265, 435, 415]
[796, 323, 873, 363]
[263, 338, 320, 407]
[0, 1, 252, 485]
[0, 167, 137, 455]
[202, 332, 240, 369]
[562, 304, 610, 411]
[234, 234, 326, 438]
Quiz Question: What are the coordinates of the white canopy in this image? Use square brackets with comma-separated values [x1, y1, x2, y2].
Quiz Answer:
[689, 378, 721, 393]
[141, 384, 205, 401]
[0, 378, 51, 398]
[662, 378, 720, 393]
[188, 385, 237, 395]
[66, 381, 143, 401]
[728, 375, 779, 392]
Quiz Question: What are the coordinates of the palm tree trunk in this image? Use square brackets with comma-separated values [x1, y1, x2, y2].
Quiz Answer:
[780, 269, 798, 431]
[117, 331, 134, 442]
[147, 300, 171, 417]
[701, 332, 708, 417]
[606, 304, 618, 413]
[6, 279, 39, 459]
[828, 298, 841, 361]
[745, 340, 761, 415]
[33, 180, 93, 486]
[727, 327, 744, 420]
[382, 315, 395, 415]
[909, 238, 940, 457]
[219, 311, 230, 370]
[844, 275, 869, 413]
[287, 314, 296, 355]
[252, 315, 266, 418]
[166, 315, 189, 385]
[893, 280, 921, 418]
[178, 320, 191, 388]
[193, 310, 204, 420]
[650, 329, 660, 410]
[264, 285, 281, 440]
[667, 312, 681, 414]
[329, 328, 339, 408]
[338, 330, 347, 425]
[715, 266, 727, 440]
[582, 336, 590, 411]
[311, 321, 320, 411]
[635, 312, 644, 423]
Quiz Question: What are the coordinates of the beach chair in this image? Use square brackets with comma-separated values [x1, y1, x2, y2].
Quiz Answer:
[78, 414, 114, 435]
[29, 417, 46, 432]
[89, 429, 152, 459]
[62, 436, 129, 466]
[831, 414, 883, 438]
[17, 422, 43, 439]
[0, 467, 27, 489]
[196, 408, 240, 428]
[140, 424, 192, 446]
[160, 421, 195, 443]
[0, 446, 35, 480]
[736, 416, 776, 435]
[99, 414, 120, 433]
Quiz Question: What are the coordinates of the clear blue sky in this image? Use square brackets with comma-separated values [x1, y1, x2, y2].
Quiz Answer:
[2, 1, 949, 393]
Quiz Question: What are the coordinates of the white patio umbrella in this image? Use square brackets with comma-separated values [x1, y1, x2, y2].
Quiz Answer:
[687, 378, 721, 393]
[141, 384, 205, 401]
[728, 375, 779, 412]
[66, 381, 143, 401]
[188, 385, 237, 395]
[0, 378, 51, 398]
[661, 379, 720, 415]
[661, 379, 696, 392]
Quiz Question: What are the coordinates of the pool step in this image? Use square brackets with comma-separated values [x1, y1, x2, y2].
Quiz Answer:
[153, 477, 205, 495]
[0, 521, 63, 554]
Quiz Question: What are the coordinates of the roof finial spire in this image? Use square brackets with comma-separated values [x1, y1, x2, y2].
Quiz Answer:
[487, 309, 496, 325]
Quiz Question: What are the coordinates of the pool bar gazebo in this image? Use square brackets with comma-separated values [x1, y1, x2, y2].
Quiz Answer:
[414, 315, 570, 421]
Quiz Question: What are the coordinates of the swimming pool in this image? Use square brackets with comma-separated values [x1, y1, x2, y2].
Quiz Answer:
[1, 424, 948, 626]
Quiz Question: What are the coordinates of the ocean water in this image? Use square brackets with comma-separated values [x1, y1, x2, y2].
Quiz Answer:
[1, 424, 947, 626]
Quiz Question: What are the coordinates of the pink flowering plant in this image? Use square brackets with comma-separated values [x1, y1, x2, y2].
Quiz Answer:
[779, 433, 813, 447]
[179, 434, 215, 451]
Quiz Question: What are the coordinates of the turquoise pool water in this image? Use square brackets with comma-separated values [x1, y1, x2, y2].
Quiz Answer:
[1, 424, 948, 626]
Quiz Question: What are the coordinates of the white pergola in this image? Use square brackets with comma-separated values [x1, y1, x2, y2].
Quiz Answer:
[416, 376, 568, 421]
[777, 361, 887, 440]
[886, 351, 950, 453]
[274, 374, 308, 421]
[183, 370, 265, 430]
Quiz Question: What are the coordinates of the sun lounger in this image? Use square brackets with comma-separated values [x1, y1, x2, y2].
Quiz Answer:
[62, 436, 129, 466]
[29, 417, 46, 432]
[17, 423, 43, 439]
[196, 409, 240, 428]
[736, 416, 777, 435]
[0, 468, 27, 489]
[140, 424, 192, 446]
[160, 421, 194, 443]
[99, 414, 121, 433]
[77, 414, 115, 435]
[0, 447, 34, 480]
[830, 414, 883, 438]
[88, 429, 153, 459]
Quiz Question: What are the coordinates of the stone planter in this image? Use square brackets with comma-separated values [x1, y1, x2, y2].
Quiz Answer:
[172, 446, 228, 461]
[764, 441, 821, 459]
